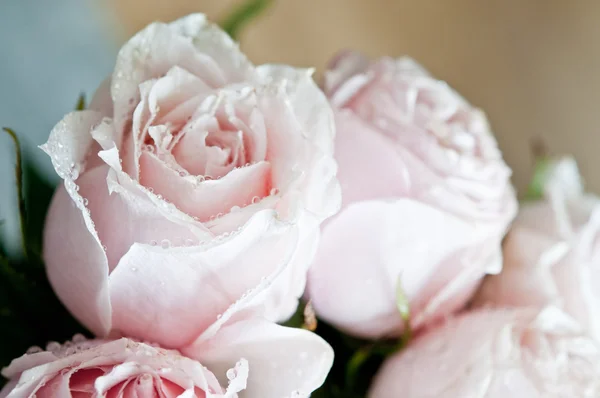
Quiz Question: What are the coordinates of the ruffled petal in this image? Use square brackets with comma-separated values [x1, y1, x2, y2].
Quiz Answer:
[41, 111, 112, 336]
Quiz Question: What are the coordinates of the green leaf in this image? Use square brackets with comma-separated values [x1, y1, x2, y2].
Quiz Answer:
[2, 128, 28, 257]
[22, 150, 57, 258]
[220, 0, 274, 40]
[75, 93, 86, 111]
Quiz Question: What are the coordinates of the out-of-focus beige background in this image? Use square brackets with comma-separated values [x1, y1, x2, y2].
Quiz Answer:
[102, 1, 600, 192]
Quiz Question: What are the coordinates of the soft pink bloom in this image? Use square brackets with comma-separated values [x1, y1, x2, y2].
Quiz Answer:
[1, 309, 333, 398]
[41, 14, 340, 348]
[473, 157, 600, 340]
[370, 307, 600, 398]
[306, 51, 517, 339]
[1, 338, 243, 398]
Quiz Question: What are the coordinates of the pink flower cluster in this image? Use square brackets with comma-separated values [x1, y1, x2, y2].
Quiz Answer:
[3, 12, 600, 398]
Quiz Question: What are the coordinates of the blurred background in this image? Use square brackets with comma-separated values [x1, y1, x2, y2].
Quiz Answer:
[2, 0, 600, 246]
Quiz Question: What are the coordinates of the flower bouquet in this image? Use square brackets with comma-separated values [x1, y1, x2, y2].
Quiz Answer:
[2, 3, 600, 397]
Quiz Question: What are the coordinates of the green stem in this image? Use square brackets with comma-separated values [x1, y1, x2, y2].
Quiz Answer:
[345, 345, 371, 390]
[221, 0, 274, 40]
[2, 128, 28, 257]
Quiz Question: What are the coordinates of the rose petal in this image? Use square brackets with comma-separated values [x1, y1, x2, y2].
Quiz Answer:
[323, 50, 371, 104]
[307, 199, 479, 338]
[257, 92, 337, 222]
[139, 152, 270, 223]
[111, 14, 254, 144]
[184, 319, 333, 398]
[41, 111, 112, 336]
[333, 111, 413, 206]
[108, 210, 299, 348]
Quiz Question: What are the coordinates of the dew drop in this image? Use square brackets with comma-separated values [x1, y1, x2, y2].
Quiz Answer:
[251, 196, 260, 204]
[82, 198, 89, 206]
[102, 245, 108, 252]
[230, 205, 240, 212]
[226, 368, 236, 380]
[150, 240, 158, 246]
[148, 187, 154, 193]
[72, 334, 86, 343]
[217, 314, 222, 320]
[178, 170, 188, 177]
[216, 212, 223, 218]
[270, 188, 280, 196]
[161, 239, 171, 249]
[145, 145, 154, 152]
[26, 346, 43, 354]
[46, 342, 61, 352]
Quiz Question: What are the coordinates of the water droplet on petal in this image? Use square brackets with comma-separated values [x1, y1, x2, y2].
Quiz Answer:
[46, 342, 61, 352]
[161, 239, 170, 249]
[226, 368, 237, 380]
[26, 346, 43, 354]
[251, 196, 260, 204]
[230, 205, 240, 212]
[270, 188, 280, 196]
[150, 240, 158, 246]
[82, 198, 89, 206]
[72, 334, 86, 343]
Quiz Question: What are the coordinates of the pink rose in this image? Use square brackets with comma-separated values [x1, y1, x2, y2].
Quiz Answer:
[1, 338, 243, 398]
[41, 14, 340, 348]
[473, 157, 600, 340]
[369, 307, 600, 398]
[1, 326, 332, 398]
[306, 52, 517, 338]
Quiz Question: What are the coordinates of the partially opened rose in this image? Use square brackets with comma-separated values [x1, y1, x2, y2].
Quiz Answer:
[370, 307, 600, 398]
[1, 316, 333, 398]
[473, 157, 600, 340]
[42, 14, 340, 348]
[306, 52, 517, 338]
